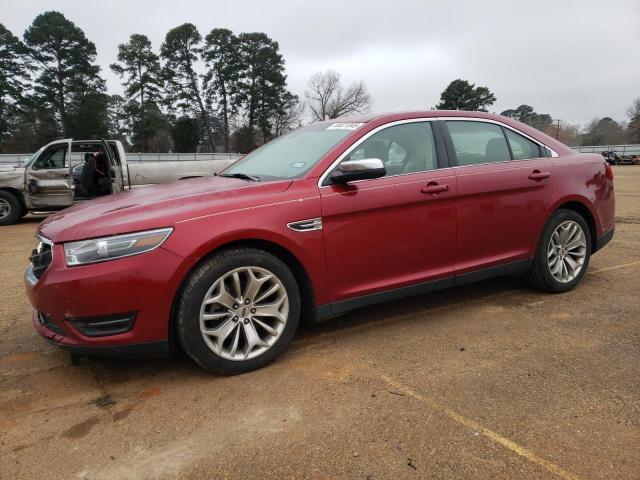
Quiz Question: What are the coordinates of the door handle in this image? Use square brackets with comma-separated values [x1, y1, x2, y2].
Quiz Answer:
[421, 183, 450, 194]
[528, 170, 550, 181]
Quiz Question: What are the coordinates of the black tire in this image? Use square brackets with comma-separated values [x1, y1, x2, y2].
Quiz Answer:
[176, 247, 301, 375]
[526, 209, 592, 293]
[0, 191, 24, 226]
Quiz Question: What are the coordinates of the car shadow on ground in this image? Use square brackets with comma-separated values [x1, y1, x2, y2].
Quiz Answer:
[65, 275, 524, 381]
[18, 214, 50, 224]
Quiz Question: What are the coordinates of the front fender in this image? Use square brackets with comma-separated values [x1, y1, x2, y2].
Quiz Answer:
[161, 192, 329, 304]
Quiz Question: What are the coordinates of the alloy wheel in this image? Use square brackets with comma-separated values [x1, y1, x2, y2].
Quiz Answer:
[547, 220, 587, 283]
[0, 198, 10, 219]
[199, 266, 289, 361]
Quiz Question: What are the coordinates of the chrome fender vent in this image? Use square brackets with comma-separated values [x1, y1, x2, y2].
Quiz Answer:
[287, 217, 323, 232]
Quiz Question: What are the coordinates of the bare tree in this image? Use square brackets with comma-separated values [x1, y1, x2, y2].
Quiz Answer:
[273, 93, 305, 136]
[305, 70, 371, 121]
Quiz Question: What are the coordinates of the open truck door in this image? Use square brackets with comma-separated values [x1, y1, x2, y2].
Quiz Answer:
[24, 139, 74, 209]
[102, 139, 124, 193]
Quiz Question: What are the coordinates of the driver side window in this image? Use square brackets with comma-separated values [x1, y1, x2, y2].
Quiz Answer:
[33, 146, 68, 170]
[345, 122, 437, 177]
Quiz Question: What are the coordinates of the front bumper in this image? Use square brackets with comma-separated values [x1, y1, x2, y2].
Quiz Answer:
[25, 243, 198, 357]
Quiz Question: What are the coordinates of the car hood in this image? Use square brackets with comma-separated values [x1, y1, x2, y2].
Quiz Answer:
[39, 176, 293, 243]
[0, 165, 24, 175]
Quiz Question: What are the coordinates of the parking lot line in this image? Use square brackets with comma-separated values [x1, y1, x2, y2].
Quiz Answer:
[375, 372, 581, 480]
[588, 260, 640, 275]
[613, 239, 640, 246]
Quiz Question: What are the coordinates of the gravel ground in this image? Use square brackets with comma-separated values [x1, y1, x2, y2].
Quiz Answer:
[1, 167, 639, 480]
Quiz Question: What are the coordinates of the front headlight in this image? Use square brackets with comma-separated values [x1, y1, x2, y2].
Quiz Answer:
[64, 228, 173, 266]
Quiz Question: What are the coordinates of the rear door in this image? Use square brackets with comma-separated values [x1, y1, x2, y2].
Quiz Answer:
[24, 139, 74, 209]
[443, 119, 554, 276]
[320, 120, 458, 306]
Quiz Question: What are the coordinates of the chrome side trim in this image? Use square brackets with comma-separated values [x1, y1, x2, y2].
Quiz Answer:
[28, 234, 54, 284]
[25, 266, 38, 286]
[36, 233, 54, 262]
[316, 116, 559, 188]
[287, 217, 323, 232]
[37, 234, 53, 246]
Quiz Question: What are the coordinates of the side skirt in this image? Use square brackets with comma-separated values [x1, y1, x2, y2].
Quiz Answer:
[314, 258, 532, 322]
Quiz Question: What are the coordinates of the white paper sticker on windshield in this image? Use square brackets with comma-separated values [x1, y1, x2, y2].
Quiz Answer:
[326, 122, 364, 130]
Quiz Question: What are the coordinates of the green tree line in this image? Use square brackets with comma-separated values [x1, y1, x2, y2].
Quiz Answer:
[435, 79, 640, 147]
[1, 13, 637, 154]
[0, 11, 304, 154]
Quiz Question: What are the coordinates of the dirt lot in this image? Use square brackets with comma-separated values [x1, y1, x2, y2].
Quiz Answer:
[1, 167, 639, 480]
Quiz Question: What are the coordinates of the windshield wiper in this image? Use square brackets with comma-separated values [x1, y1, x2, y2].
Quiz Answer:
[218, 172, 261, 182]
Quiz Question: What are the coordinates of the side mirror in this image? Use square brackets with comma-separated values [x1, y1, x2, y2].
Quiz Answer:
[330, 158, 386, 184]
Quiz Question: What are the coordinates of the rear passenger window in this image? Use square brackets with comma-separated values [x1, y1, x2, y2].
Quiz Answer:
[505, 129, 541, 160]
[446, 121, 511, 166]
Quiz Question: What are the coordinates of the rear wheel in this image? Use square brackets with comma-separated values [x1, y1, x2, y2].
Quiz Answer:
[0, 191, 23, 226]
[526, 209, 591, 293]
[176, 247, 301, 374]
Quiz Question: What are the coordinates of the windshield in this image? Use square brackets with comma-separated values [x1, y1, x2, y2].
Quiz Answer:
[223, 122, 363, 180]
[24, 145, 46, 167]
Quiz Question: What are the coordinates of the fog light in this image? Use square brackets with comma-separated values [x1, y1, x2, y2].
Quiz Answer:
[69, 312, 137, 337]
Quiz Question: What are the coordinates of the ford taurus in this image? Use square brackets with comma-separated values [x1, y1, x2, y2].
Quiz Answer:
[25, 111, 615, 374]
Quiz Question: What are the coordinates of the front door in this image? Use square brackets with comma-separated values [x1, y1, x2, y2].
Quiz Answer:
[24, 139, 74, 209]
[443, 120, 554, 274]
[320, 120, 458, 308]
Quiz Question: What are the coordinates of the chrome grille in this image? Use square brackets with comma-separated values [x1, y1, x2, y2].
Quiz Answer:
[30, 236, 53, 279]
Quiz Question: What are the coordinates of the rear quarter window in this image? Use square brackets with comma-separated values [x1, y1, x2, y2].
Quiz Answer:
[504, 129, 542, 160]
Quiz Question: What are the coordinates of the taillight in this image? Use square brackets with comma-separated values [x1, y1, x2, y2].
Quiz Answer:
[604, 161, 614, 180]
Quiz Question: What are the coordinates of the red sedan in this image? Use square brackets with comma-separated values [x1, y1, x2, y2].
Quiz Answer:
[26, 111, 615, 374]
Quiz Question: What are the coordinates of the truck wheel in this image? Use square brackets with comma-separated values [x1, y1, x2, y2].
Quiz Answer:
[526, 209, 591, 293]
[0, 191, 23, 226]
[176, 247, 301, 375]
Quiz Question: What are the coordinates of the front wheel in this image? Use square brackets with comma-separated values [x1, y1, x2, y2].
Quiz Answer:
[526, 209, 591, 293]
[0, 191, 23, 226]
[176, 247, 301, 374]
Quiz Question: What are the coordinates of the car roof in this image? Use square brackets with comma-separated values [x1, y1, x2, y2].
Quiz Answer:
[331, 110, 512, 124]
[326, 110, 573, 156]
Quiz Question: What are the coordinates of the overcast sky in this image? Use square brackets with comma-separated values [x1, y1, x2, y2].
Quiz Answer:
[3, 0, 639, 125]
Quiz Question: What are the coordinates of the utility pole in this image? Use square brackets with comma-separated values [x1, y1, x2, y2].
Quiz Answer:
[555, 119, 561, 140]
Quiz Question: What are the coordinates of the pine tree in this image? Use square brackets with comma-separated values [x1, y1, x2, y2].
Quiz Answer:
[24, 11, 106, 136]
[161, 24, 214, 152]
[106, 95, 131, 147]
[237, 33, 289, 147]
[436, 79, 496, 112]
[111, 34, 163, 108]
[111, 34, 164, 150]
[0, 24, 30, 151]
[203, 28, 241, 153]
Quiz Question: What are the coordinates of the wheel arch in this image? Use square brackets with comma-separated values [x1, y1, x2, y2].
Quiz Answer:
[552, 199, 598, 253]
[0, 187, 27, 213]
[168, 237, 318, 352]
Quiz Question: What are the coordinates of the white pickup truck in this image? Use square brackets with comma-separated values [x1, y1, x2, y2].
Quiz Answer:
[0, 139, 241, 225]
